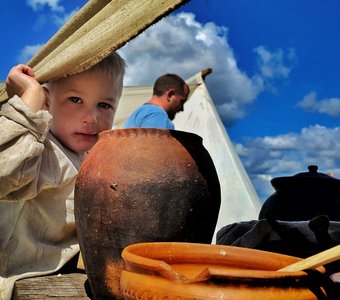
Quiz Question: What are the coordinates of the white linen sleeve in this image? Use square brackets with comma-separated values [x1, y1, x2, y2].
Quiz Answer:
[0, 96, 52, 199]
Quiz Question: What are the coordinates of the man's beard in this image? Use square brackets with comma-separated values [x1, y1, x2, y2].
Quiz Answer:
[168, 112, 175, 120]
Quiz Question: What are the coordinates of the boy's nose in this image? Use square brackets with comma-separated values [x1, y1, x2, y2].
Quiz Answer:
[83, 110, 98, 124]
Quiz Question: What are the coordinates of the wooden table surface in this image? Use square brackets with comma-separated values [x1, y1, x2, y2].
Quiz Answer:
[10, 270, 340, 299]
[12, 273, 91, 300]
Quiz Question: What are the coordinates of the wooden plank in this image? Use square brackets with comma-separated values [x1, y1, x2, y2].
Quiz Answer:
[12, 273, 90, 300]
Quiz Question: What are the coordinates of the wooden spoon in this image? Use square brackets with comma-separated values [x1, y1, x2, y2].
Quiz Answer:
[278, 244, 340, 272]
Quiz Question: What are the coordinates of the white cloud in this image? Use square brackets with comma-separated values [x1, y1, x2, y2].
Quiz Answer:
[237, 125, 340, 201]
[297, 91, 340, 117]
[26, 0, 64, 12]
[18, 44, 44, 64]
[261, 135, 299, 149]
[254, 46, 296, 79]
[119, 12, 295, 125]
[26, 0, 80, 29]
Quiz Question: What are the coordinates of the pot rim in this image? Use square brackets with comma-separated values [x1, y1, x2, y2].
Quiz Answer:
[98, 128, 203, 143]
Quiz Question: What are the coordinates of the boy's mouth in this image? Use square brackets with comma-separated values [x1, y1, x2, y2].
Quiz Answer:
[75, 132, 98, 138]
[76, 131, 98, 135]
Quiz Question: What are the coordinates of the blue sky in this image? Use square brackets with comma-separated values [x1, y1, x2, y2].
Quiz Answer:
[2, 0, 340, 202]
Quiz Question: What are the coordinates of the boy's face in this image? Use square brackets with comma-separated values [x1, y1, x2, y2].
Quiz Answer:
[45, 69, 119, 153]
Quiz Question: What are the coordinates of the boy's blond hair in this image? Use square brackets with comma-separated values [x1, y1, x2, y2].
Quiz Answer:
[46, 51, 126, 100]
[91, 52, 126, 99]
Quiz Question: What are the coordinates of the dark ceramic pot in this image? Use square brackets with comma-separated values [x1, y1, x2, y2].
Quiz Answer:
[74, 128, 221, 299]
[259, 165, 340, 221]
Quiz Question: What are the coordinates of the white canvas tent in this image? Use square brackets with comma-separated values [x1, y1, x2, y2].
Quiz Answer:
[114, 69, 262, 241]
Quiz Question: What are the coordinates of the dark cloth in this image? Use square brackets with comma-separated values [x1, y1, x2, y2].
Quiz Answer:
[216, 218, 340, 297]
[217, 218, 340, 257]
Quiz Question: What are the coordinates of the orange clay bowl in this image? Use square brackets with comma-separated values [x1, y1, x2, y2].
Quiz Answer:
[120, 242, 327, 300]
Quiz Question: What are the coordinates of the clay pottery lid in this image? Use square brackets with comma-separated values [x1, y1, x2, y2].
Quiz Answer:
[271, 165, 340, 191]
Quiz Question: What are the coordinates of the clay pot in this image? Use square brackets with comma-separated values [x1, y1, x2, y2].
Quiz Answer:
[74, 128, 221, 299]
[259, 165, 340, 221]
[121, 242, 327, 299]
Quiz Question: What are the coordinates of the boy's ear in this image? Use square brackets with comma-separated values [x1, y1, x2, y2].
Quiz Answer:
[43, 87, 50, 110]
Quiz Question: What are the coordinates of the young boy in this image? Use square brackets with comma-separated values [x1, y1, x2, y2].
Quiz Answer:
[0, 52, 125, 300]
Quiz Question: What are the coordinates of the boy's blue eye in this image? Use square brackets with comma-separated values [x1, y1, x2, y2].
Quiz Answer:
[69, 96, 82, 104]
[98, 102, 113, 109]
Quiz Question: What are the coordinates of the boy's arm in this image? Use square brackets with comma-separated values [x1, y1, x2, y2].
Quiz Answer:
[0, 65, 51, 199]
[0, 97, 52, 199]
[6, 64, 46, 112]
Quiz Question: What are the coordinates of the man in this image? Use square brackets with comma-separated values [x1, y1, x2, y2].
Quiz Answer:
[122, 73, 190, 129]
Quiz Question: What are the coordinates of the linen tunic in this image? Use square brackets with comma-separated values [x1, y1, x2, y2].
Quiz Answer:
[0, 96, 84, 300]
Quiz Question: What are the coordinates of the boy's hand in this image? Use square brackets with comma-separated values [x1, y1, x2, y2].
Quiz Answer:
[6, 64, 46, 112]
